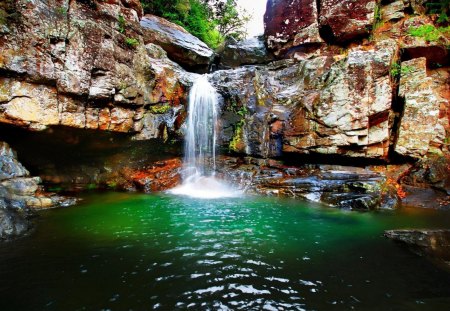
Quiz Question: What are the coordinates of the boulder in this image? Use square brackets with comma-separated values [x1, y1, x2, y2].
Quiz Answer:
[264, 0, 323, 56]
[395, 58, 440, 158]
[385, 229, 450, 270]
[319, 0, 377, 43]
[0, 207, 29, 241]
[219, 36, 274, 68]
[381, 1, 406, 22]
[141, 14, 214, 72]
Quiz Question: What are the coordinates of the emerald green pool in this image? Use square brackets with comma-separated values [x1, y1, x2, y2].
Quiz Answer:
[1, 193, 450, 310]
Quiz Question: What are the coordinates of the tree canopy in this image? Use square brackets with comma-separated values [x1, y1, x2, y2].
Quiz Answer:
[140, 0, 249, 49]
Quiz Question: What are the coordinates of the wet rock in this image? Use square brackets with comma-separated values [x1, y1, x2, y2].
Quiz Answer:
[0, 142, 29, 180]
[0, 207, 30, 241]
[264, 0, 323, 57]
[106, 158, 182, 192]
[395, 58, 440, 158]
[141, 14, 214, 72]
[211, 39, 399, 159]
[319, 0, 377, 43]
[0, 141, 77, 210]
[219, 36, 274, 68]
[216, 157, 399, 210]
[385, 229, 450, 270]
[0, 0, 192, 134]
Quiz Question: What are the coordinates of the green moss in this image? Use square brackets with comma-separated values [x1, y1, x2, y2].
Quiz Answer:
[0, 9, 7, 25]
[229, 120, 244, 153]
[118, 14, 126, 34]
[125, 37, 139, 48]
[408, 24, 450, 42]
[150, 104, 171, 114]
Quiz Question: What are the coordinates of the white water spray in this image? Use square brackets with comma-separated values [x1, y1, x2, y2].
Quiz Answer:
[170, 75, 240, 199]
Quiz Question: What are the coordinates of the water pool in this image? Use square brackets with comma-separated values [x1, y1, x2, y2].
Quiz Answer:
[1, 193, 450, 310]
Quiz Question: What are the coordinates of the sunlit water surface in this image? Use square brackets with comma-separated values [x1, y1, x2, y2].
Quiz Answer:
[1, 193, 450, 311]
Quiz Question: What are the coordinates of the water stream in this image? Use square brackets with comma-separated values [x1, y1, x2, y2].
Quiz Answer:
[170, 75, 239, 199]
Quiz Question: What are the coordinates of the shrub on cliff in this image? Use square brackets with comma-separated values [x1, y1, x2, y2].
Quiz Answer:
[140, 0, 248, 49]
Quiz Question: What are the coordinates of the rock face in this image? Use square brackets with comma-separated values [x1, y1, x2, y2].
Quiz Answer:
[219, 36, 274, 68]
[140, 14, 214, 72]
[319, 0, 377, 43]
[211, 39, 398, 159]
[264, 0, 323, 56]
[395, 58, 439, 158]
[0, 0, 194, 140]
[385, 229, 450, 270]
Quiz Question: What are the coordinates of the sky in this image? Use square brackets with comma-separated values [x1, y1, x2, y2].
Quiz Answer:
[236, 0, 267, 38]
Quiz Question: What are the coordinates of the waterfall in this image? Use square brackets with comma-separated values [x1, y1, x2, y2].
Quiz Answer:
[184, 75, 218, 178]
[170, 75, 240, 199]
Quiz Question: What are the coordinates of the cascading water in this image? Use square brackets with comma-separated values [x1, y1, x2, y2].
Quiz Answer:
[184, 75, 218, 177]
[170, 75, 240, 199]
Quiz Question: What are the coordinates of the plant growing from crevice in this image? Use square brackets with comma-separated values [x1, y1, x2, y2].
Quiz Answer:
[390, 62, 415, 79]
[125, 37, 139, 48]
[118, 14, 126, 34]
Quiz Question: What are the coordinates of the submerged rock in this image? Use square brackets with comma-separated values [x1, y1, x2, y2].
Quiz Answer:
[385, 229, 450, 270]
[141, 14, 214, 72]
[0, 206, 30, 241]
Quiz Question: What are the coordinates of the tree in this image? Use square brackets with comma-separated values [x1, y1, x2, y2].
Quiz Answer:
[140, 0, 249, 48]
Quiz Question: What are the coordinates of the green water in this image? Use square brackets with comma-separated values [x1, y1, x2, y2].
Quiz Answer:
[1, 193, 450, 311]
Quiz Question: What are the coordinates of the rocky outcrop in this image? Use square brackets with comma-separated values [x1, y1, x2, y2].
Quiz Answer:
[0, 141, 74, 210]
[211, 39, 399, 159]
[319, 0, 377, 43]
[218, 36, 274, 68]
[0, 0, 194, 140]
[140, 14, 214, 72]
[385, 229, 450, 270]
[0, 141, 76, 239]
[217, 156, 399, 210]
[395, 58, 440, 158]
[264, 0, 323, 57]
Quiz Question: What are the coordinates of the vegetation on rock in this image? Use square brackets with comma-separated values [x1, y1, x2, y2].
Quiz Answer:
[140, 0, 249, 48]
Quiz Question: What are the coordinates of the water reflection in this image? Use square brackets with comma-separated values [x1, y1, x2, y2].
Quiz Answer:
[0, 193, 449, 310]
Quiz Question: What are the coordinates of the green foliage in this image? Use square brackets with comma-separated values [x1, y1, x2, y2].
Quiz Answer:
[149, 104, 171, 114]
[408, 24, 450, 42]
[390, 63, 415, 78]
[125, 37, 139, 48]
[56, 6, 67, 16]
[118, 14, 126, 34]
[140, 0, 249, 49]
[426, 0, 450, 24]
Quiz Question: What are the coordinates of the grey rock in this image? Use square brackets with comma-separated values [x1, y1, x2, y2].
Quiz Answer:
[219, 36, 274, 68]
[141, 14, 214, 72]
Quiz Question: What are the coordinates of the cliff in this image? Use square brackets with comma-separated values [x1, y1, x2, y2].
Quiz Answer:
[0, 0, 449, 211]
